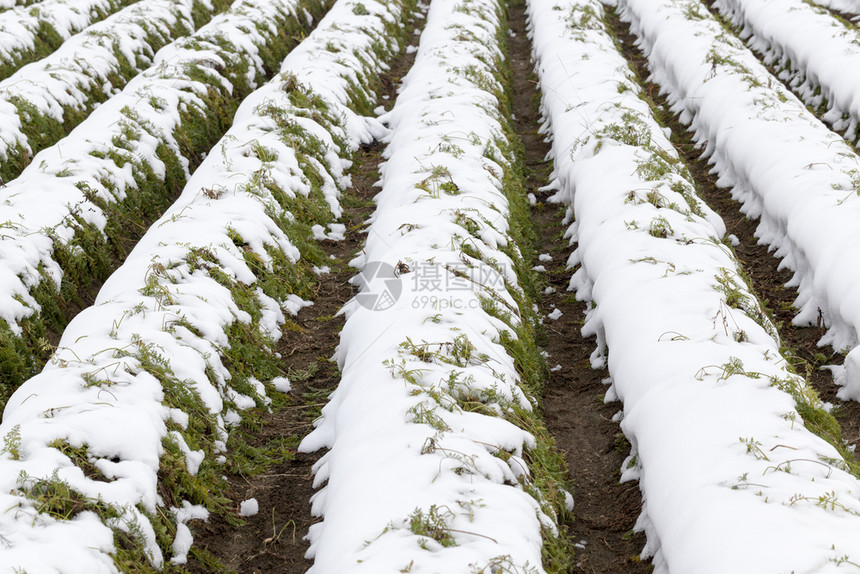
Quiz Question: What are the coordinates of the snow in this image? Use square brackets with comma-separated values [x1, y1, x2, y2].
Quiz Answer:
[620, 0, 860, 400]
[0, 0, 202, 169]
[530, 0, 860, 571]
[0, 0, 307, 336]
[0, 0, 127, 74]
[2, 0, 860, 569]
[238, 498, 259, 517]
[714, 0, 860, 143]
[811, 0, 860, 17]
[299, 0, 558, 571]
[271, 376, 292, 393]
[171, 501, 209, 564]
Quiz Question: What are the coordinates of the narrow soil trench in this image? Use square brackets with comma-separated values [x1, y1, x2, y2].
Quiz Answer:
[185, 33, 422, 574]
[507, 3, 652, 572]
[185, 234, 354, 574]
[604, 7, 860, 454]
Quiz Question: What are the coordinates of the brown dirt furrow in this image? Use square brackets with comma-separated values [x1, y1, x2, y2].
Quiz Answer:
[603, 5, 860, 455]
[507, 1, 653, 572]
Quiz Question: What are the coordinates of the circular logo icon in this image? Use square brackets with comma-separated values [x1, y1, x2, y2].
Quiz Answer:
[354, 261, 402, 311]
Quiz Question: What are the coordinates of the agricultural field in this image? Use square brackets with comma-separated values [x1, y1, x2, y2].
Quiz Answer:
[2, 0, 860, 571]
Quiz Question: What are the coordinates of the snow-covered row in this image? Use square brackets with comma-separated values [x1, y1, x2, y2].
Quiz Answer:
[531, 0, 860, 571]
[619, 0, 860, 400]
[0, 0, 36, 13]
[713, 0, 860, 144]
[299, 0, 571, 572]
[0, 0, 37, 10]
[0, 0, 223, 184]
[0, 0, 136, 81]
[811, 0, 860, 18]
[0, 0, 325, 398]
[0, 0, 408, 568]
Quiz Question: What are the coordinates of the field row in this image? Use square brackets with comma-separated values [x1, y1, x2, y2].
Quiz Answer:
[0, 0, 230, 184]
[299, 0, 570, 569]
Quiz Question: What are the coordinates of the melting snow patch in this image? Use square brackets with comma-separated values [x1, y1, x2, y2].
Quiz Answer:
[271, 376, 292, 393]
[239, 499, 259, 517]
[170, 502, 209, 564]
[282, 294, 312, 316]
[547, 308, 562, 320]
[311, 224, 345, 241]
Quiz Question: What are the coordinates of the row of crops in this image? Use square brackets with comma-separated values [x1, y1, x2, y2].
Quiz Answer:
[3, 0, 860, 570]
[298, 0, 570, 569]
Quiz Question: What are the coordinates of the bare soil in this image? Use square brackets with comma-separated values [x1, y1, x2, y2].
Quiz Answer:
[185, 241, 353, 574]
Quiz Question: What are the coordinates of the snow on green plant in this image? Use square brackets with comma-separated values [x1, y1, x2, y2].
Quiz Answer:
[713, 0, 860, 145]
[619, 0, 860, 402]
[0, 0, 232, 184]
[299, 0, 574, 572]
[0, 0, 411, 569]
[0, 0, 37, 11]
[530, 0, 860, 571]
[0, 0, 327, 402]
[0, 0, 138, 81]
[805, 0, 860, 19]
